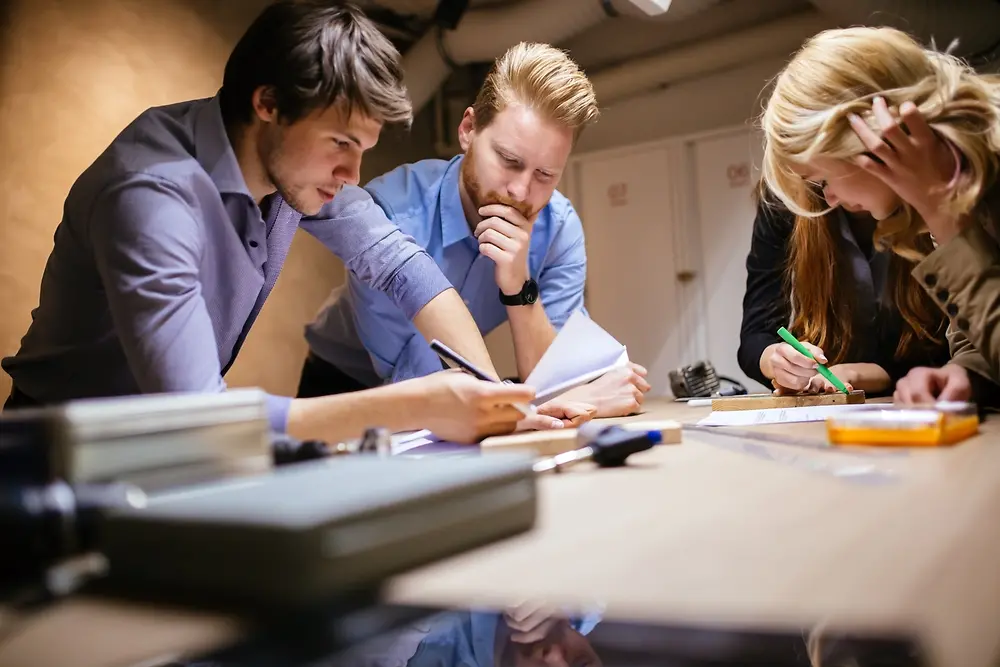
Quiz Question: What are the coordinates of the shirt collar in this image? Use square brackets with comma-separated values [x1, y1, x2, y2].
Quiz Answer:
[439, 155, 475, 248]
[194, 92, 254, 199]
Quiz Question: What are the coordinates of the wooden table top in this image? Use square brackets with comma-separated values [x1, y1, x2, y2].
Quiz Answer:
[4, 398, 999, 667]
[388, 398, 1000, 667]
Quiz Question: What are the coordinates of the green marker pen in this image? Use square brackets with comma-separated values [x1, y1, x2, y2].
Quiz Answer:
[776, 326, 850, 395]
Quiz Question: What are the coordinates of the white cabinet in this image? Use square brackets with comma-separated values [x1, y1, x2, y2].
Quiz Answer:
[691, 129, 765, 391]
[567, 126, 767, 395]
[573, 146, 683, 397]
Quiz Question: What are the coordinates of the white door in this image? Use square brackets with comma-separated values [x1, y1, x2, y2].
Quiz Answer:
[691, 129, 765, 391]
[576, 147, 681, 396]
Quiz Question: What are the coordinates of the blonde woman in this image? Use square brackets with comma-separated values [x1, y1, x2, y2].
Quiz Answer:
[759, 25, 1000, 406]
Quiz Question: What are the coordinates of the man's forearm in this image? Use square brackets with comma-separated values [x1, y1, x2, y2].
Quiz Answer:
[412, 288, 499, 378]
[286, 381, 429, 444]
[507, 301, 557, 380]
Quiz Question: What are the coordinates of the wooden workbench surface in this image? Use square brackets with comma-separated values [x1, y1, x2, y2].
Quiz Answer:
[389, 398, 1000, 667]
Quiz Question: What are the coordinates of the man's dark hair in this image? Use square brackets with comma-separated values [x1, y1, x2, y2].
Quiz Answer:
[220, 1, 412, 128]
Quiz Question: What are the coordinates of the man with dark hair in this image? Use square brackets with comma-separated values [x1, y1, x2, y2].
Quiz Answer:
[1, 1, 568, 443]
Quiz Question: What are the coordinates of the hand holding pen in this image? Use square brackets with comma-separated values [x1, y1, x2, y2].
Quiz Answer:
[767, 328, 853, 395]
[430, 340, 570, 431]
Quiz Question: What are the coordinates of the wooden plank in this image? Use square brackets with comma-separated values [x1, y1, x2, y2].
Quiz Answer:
[711, 390, 866, 412]
[481, 419, 682, 457]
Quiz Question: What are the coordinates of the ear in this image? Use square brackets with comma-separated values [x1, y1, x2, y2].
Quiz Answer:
[457, 107, 476, 152]
[251, 85, 280, 124]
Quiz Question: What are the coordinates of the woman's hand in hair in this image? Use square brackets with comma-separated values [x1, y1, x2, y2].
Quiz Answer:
[894, 364, 972, 405]
[762, 341, 828, 393]
[849, 96, 964, 243]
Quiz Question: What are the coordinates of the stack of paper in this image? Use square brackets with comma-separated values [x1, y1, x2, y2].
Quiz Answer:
[387, 311, 627, 450]
[524, 310, 630, 404]
[392, 429, 437, 454]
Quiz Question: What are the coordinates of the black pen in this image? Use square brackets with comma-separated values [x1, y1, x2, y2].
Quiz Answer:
[429, 339, 536, 418]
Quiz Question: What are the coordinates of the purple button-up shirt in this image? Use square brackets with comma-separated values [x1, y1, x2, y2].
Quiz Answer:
[1, 95, 452, 431]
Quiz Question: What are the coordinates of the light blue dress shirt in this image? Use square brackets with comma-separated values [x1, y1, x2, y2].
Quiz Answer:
[332, 610, 602, 667]
[305, 155, 588, 385]
[406, 610, 601, 667]
[1, 95, 453, 431]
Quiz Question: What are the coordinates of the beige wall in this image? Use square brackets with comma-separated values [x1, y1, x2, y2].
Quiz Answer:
[0, 0, 435, 401]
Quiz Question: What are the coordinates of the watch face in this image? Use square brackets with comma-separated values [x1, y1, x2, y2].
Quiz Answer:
[524, 280, 539, 304]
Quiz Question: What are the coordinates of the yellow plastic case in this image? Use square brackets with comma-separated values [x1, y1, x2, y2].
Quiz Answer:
[826, 402, 979, 447]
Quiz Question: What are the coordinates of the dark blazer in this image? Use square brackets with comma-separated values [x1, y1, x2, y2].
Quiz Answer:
[737, 201, 950, 393]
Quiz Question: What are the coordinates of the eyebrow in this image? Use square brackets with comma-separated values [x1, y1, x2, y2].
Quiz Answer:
[345, 133, 362, 148]
[493, 141, 520, 160]
[492, 141, 557, 175]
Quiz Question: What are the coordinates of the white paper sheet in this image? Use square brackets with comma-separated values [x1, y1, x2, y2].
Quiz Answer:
[391, 429, 438, 454]
[697, 404, 880, 427]
[525, 310, 629, 403]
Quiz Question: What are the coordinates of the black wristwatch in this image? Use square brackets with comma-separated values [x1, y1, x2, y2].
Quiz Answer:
[499, 279, 539, 306]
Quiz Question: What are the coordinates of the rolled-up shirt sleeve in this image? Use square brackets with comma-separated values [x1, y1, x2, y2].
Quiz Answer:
[299, 185, 453, 320]
[87, 174, 291, 433]
[347, 271, 445, 384]
[537, 200, 588, 329]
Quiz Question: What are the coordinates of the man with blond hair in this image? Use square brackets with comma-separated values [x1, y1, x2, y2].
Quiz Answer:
[300, 42, 650, 417]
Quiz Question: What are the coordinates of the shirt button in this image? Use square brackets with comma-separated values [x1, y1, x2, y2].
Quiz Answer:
[947, 303, 959, 317]
[936, 289, 949, 302]
[924, 273, 937, 287]
[249, 240, 259, 248]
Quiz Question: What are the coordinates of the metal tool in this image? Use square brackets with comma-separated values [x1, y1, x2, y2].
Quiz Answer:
[358, 427, 393, 457]
[532, 423, 661, 474]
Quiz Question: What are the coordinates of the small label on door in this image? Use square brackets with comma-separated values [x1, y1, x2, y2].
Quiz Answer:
[607, 182, 628, 207]
[727, 163, 750, 188]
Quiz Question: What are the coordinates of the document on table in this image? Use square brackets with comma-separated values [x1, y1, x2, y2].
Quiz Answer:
[697, 403, 879, 427]
[391, 430, 474, 456]
[525, 310, 630, 404]
[392, 429, 437, 454]
[389, 311, 625, 449]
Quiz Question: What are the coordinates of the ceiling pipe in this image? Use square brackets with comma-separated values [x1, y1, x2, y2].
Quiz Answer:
[403, 0, 607, 115]
[588, 9, 830, 107]
[402, 0, 677, 115]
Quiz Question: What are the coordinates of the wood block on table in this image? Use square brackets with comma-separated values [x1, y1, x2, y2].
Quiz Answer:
[481, 420, 682, 457]
[710, 390, 866, 411]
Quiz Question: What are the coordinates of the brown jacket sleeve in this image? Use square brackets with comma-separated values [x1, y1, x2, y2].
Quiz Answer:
[912, 221, 1000, 385]
[947, 321, 996, 381]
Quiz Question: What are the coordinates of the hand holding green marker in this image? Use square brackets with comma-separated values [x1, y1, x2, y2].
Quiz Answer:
[776, 326, 850, 395]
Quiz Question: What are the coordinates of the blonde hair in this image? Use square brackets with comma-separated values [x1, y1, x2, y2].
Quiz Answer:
[472, 42, 599, 141]
[761, 26, 1000, 260]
